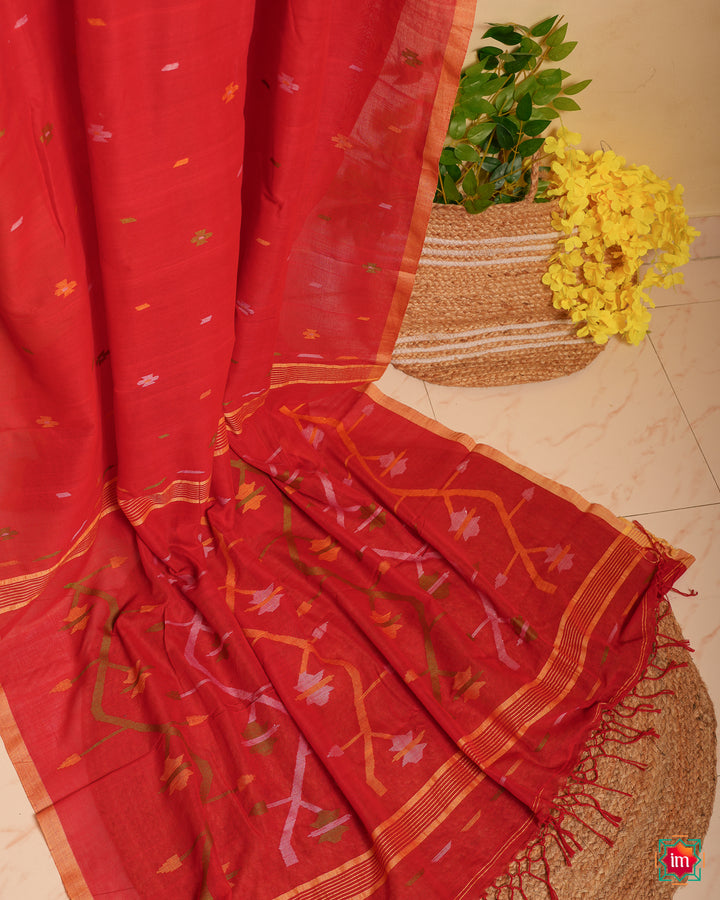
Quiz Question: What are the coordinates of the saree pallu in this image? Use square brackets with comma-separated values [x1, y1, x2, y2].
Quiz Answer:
[0, 2, 693, 898]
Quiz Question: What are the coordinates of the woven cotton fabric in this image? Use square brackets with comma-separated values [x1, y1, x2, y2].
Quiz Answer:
[0, 2, 695, 898]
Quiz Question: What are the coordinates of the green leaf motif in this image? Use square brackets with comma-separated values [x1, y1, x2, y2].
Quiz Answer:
[442, 173, 462, 203]
[517, 137, 545, 156]
[516, 92, 532, 121]
[504, 53, 533, 74]
[538, 106, 559, 119]
[536, 69, 564, 87]
[530, 15, 558, 37]
[563, 78, 592, 95]
[448, 111, 466, 139]
[467, 122, 495, 144]
[547, 42, 578, 62]
[476, 46, 502, 59]
[453, 143, 480, 162]
[533, 86, 560, 106]
[546, 22, 568, 47]
[462, 97, 496, 118]
[519, 37, 542, 56]
[462, 169, 478, 196]
[523, 118, 551, 136]
[482, 25, 523, 45]
[494, 84, 515, 114]
[493, 122, 516, 150]
[514, 75, 537, 99]
[553, 96, 581, 111]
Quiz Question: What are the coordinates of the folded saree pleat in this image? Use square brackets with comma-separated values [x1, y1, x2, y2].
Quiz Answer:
[0, 1, 694, 898]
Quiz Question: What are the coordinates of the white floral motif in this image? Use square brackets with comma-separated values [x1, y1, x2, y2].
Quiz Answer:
[278, 73, 299, 94]
[390, 731, 427, 766]
[88, 124, 112, 143]
[295, 670, 333, 706]
[448, 508, 480, 541]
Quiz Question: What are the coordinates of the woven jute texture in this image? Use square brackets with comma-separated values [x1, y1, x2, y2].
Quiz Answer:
[393, 199, 603, 387]
[486, 603, 717, 899]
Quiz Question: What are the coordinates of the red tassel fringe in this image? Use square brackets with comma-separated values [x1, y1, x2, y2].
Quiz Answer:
[480, 554, 694, 900]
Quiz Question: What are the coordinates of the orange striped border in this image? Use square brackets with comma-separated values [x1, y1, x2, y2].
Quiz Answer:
[270, 362, 385, 389]
[0, 479, 119, 615]
[272, 528, 655, 900]
[118, 476, 212, 526]
[0, 686, 93, 898]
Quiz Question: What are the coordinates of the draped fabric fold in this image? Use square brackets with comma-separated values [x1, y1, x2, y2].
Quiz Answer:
[1, 2, 692, 898]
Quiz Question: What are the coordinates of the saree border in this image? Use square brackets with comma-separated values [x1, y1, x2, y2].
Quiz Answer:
[0, 686, 93, 899]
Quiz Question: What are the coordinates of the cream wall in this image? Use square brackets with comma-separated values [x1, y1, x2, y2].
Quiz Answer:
[468, 1, 720, 216]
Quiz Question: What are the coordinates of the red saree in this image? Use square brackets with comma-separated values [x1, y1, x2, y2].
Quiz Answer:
[0, 2, 693, 898]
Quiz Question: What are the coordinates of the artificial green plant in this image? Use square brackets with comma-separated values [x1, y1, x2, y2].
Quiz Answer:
[436, 15, 590, 212]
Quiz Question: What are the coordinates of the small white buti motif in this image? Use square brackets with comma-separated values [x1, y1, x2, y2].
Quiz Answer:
[88, 123, 112, 143]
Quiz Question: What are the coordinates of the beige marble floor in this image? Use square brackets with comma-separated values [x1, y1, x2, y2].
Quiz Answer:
[1, 220, 718, 896]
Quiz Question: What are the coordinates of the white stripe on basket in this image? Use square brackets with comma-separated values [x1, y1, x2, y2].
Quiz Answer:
[395, 319, 564, 346]
[417, 254, 551, 268]
[420, 242, 556, 259]
[423, 230, 560, 247]
[392, 336, 586, 366]
[394, 327, 574, 359]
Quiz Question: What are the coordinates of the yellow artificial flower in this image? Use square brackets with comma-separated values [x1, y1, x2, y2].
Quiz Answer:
[541, 128, 696, 345]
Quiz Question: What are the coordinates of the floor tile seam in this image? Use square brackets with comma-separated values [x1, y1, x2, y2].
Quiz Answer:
[622, 500, 720, 520]
[652, 297, 720, 310]
[647, 332, 720, 494]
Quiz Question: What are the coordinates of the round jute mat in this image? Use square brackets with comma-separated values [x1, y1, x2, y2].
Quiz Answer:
[485, 603, 717, 899]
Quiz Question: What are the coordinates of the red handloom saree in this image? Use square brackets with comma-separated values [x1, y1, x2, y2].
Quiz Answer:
[0, 2, 693, 898]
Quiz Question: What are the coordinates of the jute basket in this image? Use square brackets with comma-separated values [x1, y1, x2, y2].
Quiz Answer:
[486, 603, 717, 899]
[393, 177, 604, 387]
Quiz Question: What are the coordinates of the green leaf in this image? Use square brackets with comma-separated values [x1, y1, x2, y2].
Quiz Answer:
[537, 106, 559, 119]
[532, 86, 560, 106]
[504, 53, 533, 75]
[440, 163, 461, 181]
[439, 147, 458, 165]
[536, 69, 564, 86]
[453, 143, 480, 161]
[466, 122, 495, 144]
[464, 182, 496, 213]
[463, 72, 505, 97]
[546, 23, 568, 47]
[519, 37, 542, 56]
[462, 169, 478, 196]
[448, 111, 466, 139]
[480, 157, 502, 173]
[517, 137, 545, 156]
[442, 173, 462, 203]
[461, 97, 496, 118]
[547, 42, 578, 62]
[494, 122, 516, 150]
[552, 96, 581, 111]
[530, 15, 558, 37]
[482, 25, 523, 45]
[516, 92, 532, 121]
[494, 83, 515, 113]
[523, 118, 551, 136]
[563, 78, 592, 95]
[514, 75, 537, 99]
[476, 46, 503, 59]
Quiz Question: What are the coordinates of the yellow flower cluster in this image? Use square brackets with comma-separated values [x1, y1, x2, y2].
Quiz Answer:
[541, 129, 698, 345]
